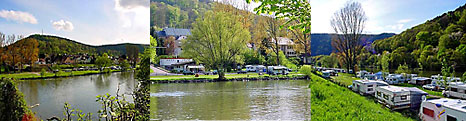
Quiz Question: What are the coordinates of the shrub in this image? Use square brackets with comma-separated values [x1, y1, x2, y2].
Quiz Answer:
[40, 68, 47, 77]
[0, 78, 30, 120]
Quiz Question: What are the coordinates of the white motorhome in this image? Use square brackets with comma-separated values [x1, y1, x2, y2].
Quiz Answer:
[375, 86, 411, 110]
[267, 66, 289, 75]
[364, 74, 376, 80]
[245, 65, 266, 72]
[409, 77, 432, 85]
[385, 74, 406, 84]
[356, 70, 369, 78]
[322, 71, 330, 78]
[419, 98, 466, 121]
[443, 82, 466, 99]
[430, 75, 461, 88]
[352, 80, 389, 95]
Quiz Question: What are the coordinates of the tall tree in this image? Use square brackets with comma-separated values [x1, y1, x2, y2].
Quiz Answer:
[125, 45, 139, 67]
[182, 11, 250, 80]
[330, 1, 367, 73]
[264, 17, 288, 65]
[150, 35, 157, 63]
[289, 21, 311, 63]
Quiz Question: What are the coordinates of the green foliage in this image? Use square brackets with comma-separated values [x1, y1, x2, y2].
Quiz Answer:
[395, 63, 411, 74]
[317, 55, 338, 68]
[149, 35, 157, 63]
[119, 60, 131, 71]
[243, 49, 266, 65]
[150, 0, 210, 28]
[0, 78, 29, 120]
[298, 65, 313, 76]
[95, 53, 113, 72]
[381, 52, 390, 73]
[247, 0, 311, 33]
[182, 11, 250, 80]
[40, 68, 46, 77]
[62, 102, 92, 121]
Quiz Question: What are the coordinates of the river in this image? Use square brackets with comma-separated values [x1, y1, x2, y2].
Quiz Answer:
[150, 80, 311, 120]
[16, 72, 137, 119]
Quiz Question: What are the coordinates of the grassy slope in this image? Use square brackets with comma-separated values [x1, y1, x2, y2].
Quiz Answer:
[309, 73, 413, 120]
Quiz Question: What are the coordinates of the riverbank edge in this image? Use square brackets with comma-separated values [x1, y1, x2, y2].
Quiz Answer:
[7, 70, 132, 81]
[151, 75, 309, 83]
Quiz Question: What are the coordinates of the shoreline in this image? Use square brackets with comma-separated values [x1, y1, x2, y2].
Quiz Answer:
[151, 75, 308, 83]
[1, 70, 134, 81]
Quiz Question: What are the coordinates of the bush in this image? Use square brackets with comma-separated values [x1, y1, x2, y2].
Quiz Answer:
[40, 68, 47, 77]
[299, 65, 313, 76]
[0, 78, 30, 120]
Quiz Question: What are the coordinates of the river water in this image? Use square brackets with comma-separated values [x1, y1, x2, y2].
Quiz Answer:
[16, 72, 137, 119]
[150, 80, 311, 120]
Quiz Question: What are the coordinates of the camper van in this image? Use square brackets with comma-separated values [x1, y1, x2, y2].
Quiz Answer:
[375, 86, 412, 110]
[409, 77, 432, 85]
[351, 80, 389, 95]
[245, 65, 266, 72]
[419, 98, 466, 121]
[322, 71, 330, 78]
[267, 66, 289, 75]
[384, 74, 406, 84]
[364, 74, 376, 80]
[443, 82, 466, 99]
[356, 70, 369, 78]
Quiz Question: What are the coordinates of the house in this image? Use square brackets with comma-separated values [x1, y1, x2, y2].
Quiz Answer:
[159, 58, 193, 70]
[442, 82, 466, 99]
[351, 80, 388, 95]
[419, 98, 466, 121]
[272, 37, 297, 57]
[156, 28, 191, 56]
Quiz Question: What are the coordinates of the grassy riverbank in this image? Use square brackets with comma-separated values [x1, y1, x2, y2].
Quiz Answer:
[307, 72, 413, 120]
[150, 73, 304, 81]
[0, 70, 122, 80]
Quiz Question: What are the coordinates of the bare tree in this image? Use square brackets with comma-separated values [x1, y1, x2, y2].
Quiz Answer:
[290, 20, 311, 63]
[264, 17, 286, 65]
[330, 1, 367, 73]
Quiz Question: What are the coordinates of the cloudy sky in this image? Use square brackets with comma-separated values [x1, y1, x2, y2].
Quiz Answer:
[311, 0, 466, 34]
[0, 0, 149, 45]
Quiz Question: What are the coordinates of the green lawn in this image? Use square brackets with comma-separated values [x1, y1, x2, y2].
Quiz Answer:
[308, 72, 413, 120]
[150, 73, 304, 81]
[331, 73, 360, 87]
[0, 70, 121, 80]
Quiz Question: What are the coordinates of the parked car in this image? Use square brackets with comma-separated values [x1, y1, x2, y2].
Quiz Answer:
[237, 70, 247, 74]
[183, 70, 194, 75]
[422, 84, 444, 91]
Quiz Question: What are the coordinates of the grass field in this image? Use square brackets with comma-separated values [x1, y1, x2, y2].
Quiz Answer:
[308, 72, 413, 120]
[331, 73, 360, 87]
[0, 70, 121, 80]
[150, 73, 304, 81]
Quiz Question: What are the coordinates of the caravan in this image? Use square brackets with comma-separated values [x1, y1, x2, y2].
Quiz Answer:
[356, 70, 369, 78]
[385, 74, 406, 84]
[442, 82, 466, 99]
[267, 66, 289, 75]
[245, 65, 266, 72]
[375, 86, 412, 110]
[419, 98, 466, 121]
[351, 80, 388, 95]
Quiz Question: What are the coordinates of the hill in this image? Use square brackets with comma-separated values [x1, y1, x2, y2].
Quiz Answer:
[311, 33, 396, 56]
[27, 34, 148, 55]
[150, 0, 211, 29]
[372, 3, 466, 71]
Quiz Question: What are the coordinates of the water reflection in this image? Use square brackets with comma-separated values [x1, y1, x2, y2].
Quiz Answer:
[150, 80, 311, 120]
[16, 72, 136, 119]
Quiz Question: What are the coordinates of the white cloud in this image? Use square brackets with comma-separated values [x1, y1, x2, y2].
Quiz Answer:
[52, 20, 74, 31]
[0, 10, 38, 24]
[115, 0, 148, 9]
[397, 19, 413, 23]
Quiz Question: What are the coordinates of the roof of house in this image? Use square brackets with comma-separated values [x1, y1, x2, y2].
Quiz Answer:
[158, 28, 191, 37]
[271, 37, 294, 45]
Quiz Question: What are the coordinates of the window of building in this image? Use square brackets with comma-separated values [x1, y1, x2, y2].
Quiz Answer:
[400, 95, 407, 100]
[422, 107, 434, 118]
[447, 115, 457, 121]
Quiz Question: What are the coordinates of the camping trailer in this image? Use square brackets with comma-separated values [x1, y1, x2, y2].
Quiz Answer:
[364, 74, 376, 80]
[351, 80, 389, 95]
[419, 98, 466, 121]
[356, 70, 369, 78]
[385, 74, 406, 84]
[443, 82, 466, 99]
[267, 66, 289, 75]
[409, 77, 432, 85]
[375, 86, 412, 110]
[245, 65, 266, 72]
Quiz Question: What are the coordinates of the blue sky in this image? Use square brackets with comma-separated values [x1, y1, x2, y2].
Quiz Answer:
[0, 0, 149, 45]
[311, 0, 466, 34]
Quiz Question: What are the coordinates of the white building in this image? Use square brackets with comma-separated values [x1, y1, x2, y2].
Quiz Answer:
[159, 58, 193, 69]
[272, 37, 297, 57]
